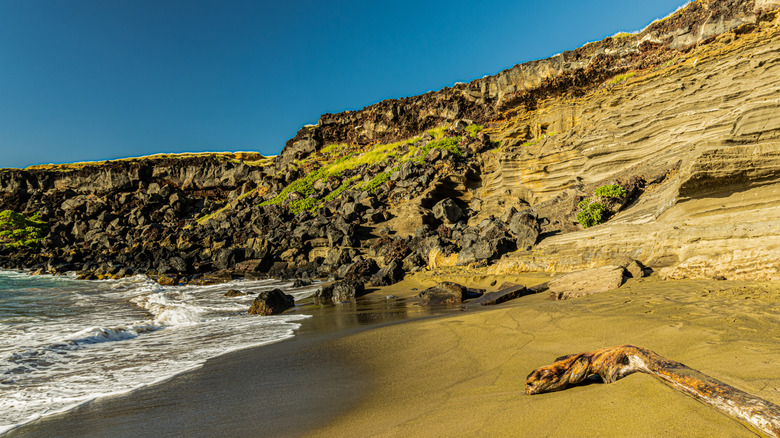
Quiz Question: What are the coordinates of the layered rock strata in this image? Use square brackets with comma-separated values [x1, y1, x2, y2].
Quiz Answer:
[1, 0, 779, 284]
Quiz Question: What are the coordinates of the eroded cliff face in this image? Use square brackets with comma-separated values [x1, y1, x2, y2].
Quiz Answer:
[0, 0, 778, 283]
[279, 0, 779, 168]
[484, 9, 780, 280]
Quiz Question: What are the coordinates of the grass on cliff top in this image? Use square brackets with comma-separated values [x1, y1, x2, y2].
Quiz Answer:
[25, 152, 272, 172]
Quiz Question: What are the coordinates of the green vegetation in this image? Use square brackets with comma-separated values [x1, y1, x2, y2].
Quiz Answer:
[416, 137, 463, 162]
[321, 176, 359, 203]
[259, 130, 465, 214]
[320, 143, 349, 157]
[194, 124, 468, 222]
[362, 171, 391, 193]
[576, 184, 627, 228]
[594, 184, 627, 198]
[576, 199, 606, 229]
[195, 187, 259, 226]
[0, 210, 46, 249]
[609, 72, 636, 85]
[465, 124, 484, 138]
[427, 126, 448, 140]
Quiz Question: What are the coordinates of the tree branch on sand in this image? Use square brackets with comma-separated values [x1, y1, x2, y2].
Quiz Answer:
[526, 345, 780, 438]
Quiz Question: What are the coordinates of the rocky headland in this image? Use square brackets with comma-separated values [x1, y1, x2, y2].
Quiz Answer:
[1, 0, 779, 298]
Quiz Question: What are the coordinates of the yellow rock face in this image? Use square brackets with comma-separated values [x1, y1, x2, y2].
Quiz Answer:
[483, 18, 780, 281]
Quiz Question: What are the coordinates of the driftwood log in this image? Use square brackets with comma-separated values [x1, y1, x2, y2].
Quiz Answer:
[525, 345, 780, 438]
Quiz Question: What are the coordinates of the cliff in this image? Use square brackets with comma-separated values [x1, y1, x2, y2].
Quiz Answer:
[279, 0, 778, 166]
[1, 0, 778, 284]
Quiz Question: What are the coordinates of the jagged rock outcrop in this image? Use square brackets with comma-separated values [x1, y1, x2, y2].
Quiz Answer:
[1, 0, 778, 284]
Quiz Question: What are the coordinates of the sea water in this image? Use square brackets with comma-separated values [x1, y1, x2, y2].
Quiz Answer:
[0, 270, 315, 434]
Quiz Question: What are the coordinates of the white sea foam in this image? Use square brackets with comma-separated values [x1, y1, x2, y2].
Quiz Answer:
[0, 272, 316, 434]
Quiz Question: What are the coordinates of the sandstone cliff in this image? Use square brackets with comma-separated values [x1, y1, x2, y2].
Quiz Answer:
[0, 0, 778, 283]
[279, 0, 779, 167]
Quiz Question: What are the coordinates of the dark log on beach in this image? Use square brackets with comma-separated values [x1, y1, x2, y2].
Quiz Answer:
[525, 345, 780, 438]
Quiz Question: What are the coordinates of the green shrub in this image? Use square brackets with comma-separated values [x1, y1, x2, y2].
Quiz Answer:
[362, 172, 390, 193]
[594, 184, 627, 198]
[287, 197, 318, 215]
[417, 137, 463, 162]
[576, 199, 606, 229]
[0, 210, 46, 248]
[576, 184, 627, 228]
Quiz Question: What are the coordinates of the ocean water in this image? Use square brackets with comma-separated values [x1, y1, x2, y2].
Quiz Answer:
[0, 270, 315, 434]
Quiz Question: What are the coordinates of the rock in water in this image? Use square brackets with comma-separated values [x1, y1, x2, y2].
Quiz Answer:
[224, 289, 246, 297]
[314, 279, 366, 304]
[248, 288, 295, 315]
[548, 266, 626, 300]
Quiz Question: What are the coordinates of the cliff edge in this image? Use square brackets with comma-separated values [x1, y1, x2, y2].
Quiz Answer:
[1, 0, 778, 283]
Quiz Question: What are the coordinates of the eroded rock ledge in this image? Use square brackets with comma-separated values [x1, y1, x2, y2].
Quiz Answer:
[1, 0, 779, 285]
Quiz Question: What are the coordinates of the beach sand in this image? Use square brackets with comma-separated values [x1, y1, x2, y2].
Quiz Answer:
[308, 276, 780, 437]
[7, 274, 780, 437]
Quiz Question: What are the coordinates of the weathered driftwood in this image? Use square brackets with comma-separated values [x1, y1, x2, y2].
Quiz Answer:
[525, 345, 780, 438]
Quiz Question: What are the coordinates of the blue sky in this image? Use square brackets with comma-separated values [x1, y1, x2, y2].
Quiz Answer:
[0, 0, 687, 168]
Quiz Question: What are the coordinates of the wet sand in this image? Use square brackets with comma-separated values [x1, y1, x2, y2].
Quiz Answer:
[7, 274, 780, 437]
[4, 290, 449, 438]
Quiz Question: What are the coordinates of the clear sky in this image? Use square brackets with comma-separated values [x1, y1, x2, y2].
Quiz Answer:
[0, 0, 687, 169]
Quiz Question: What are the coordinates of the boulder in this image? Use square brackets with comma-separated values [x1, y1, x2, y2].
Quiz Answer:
[469, 284, 528, 306]
[224, 289, 247, 297]
[418, 281, 482, 305]
[508, 211, 540, 249]
[323, 247, 353, 268]
[234, 258, 269, 273]
[624, 259, 647, 279]
[168, 256, 189, 273]
[248, 288, 295, 315]
[214, 248, 244, 270]
[432, 198, 463, 224]
[369, 259, 405, 286]
[548, 266, 626, 300]
[314, 279, 366, 304]
[345, 258, 380, 282]
[527, 282, 550, 294]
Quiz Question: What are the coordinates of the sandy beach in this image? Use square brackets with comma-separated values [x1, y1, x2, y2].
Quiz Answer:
[308, 274, 780, 437]
[6, 273, 780, 437]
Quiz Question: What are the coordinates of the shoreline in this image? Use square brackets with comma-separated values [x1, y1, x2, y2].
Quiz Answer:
[6, 273, 780, 437]
[2, 275, 469, 438]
